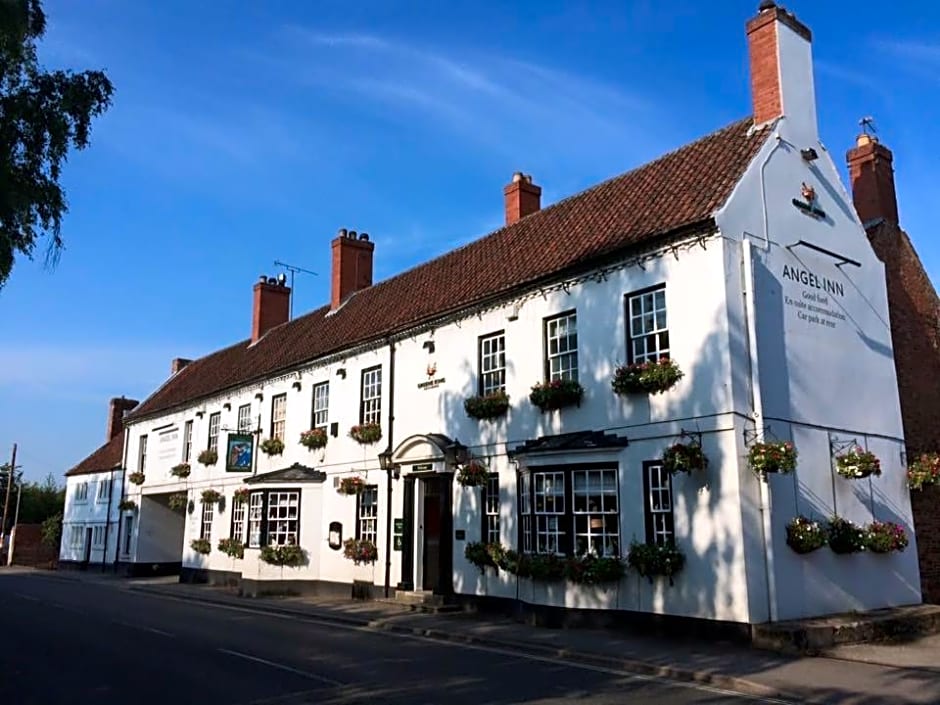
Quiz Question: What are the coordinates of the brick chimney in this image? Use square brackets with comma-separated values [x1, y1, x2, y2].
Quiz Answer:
[504, 172, 541, 225]
[331, 229, 375, 310]
[746, 2, 816, 134]
[107, 397, 139, 441]
[170, 358, 192, 375]
[252, 275, 291, 343]
[847, 133, 899, 227]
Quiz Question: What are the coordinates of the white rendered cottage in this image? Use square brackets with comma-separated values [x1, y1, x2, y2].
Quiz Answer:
[115, 3, 920, 626]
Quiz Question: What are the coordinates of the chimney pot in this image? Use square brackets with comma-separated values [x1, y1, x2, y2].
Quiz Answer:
[331, 228, 375, 310]
[338, 228, 347, 237]
[252, 276, 291, 342]
[170, 358, 192, 375]
[359, 233, 369, 241]
[504, 172, 542, 225]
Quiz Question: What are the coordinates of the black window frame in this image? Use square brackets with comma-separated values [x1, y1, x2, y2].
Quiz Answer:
[355, 484, 379, 543]
[625, 283, 669, 366]
[477, 330, 506, 396]
[359, 366, 382, 425]
[542, 309, 579, 383]
[642, 460, 675, 546]
[243, 487, 302, 549]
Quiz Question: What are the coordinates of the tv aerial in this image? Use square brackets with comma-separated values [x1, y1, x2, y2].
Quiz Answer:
[274, 260, 318, 319]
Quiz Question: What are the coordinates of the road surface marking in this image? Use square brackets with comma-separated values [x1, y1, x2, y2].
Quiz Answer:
[113, 621, 174, 637]
[15, 593, 40, 602]
[218, 648, 345, 687]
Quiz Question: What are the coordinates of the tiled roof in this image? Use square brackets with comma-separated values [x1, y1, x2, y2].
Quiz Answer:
[66, 434, 124, 477]
[129, 117, 771, 421]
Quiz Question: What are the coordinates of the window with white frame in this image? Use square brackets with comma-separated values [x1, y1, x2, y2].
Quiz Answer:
[627, 286, 669, 364]
[92, 525, 104, 547]
[138, 435, 148, 472]
[482, 474, 500, 545]
[200, 501, 214, 541]
[182, 420, 193, 462]
[266, 491, 299, 546]
[97, 478, 111, 503]
[357, 485, 378, 544]
[70, 525, 84, 548]
[231, 496, 246, 542]
[312, 382, 329, 430]
[237, 404, 252, 433]
[518, 464, 620, 557]
[248, 492, 264, 548]
[479, 332, 506, 396]
[208, 412, 221, 453]
[75, 482, 89, 503]
[271, 394, 287, 441]
[643, 461, 674, 546]
[360, 367, 382, 425]
[545, 312, 578, 382]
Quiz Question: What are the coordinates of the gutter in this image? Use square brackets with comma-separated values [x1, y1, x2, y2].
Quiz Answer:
[112, 426, 130, 570]
[384, 338, 396, 599]
[101, 464, 115, 572]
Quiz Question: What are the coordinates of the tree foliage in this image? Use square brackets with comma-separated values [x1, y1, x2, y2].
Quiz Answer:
[0, 0, 113, 288]
[1, 471, 64, 532]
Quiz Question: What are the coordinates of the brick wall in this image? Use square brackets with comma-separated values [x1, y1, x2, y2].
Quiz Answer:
[10, 523, 58, 568]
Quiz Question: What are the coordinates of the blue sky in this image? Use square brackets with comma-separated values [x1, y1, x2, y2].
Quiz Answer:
[1, 1, 937, 482]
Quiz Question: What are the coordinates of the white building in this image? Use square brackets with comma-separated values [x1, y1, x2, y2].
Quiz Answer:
[113, 3, 921, 626]
[60, 397, 138, 570]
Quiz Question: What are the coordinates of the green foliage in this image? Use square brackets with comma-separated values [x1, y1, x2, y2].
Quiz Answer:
[785, 515, 827, 554]
[627, 541, 685, 584]
[661, 442, 708, 475]
[865, 521, 909, 554]
[827, 516, 866, 555]
[464, 541, 497, 571]
[908, 453, 940, 491]
[516, 552, 566, 580]
[260, 438, 285, 456]
[564, 555, 625, 585]
[3, 472, 64, 528]
[0, 0, 114, 287]
[463, 391, 510, 420]
[218, 537, 245, 559]
[39, 511, 61, 548]
[167, 493, 188, 511]
[529, 379, 583, 412]
[261, 543, 306, 567]
[612, 358, 683, 395]
[342, 538, 377, 565]
[190, 538, 211, 555]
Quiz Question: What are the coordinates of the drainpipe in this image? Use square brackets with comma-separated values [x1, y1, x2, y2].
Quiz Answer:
[742, 238, 777, 622]
[101, 466, 115, 572]
[112, 426, 130, 571]
[384, 338, 396, 598]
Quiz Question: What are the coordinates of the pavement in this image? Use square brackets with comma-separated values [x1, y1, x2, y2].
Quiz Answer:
[2, 566, 939, 704]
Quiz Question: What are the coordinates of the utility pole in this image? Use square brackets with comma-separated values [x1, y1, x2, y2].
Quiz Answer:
[1, 443, 18, 540]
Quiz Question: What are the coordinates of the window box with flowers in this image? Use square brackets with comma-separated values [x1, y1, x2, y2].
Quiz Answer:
[612, 357, 683, 396]
[747, 441, 797, 479]
[627, 541, 685, 585]
[835, 447, 881, 480]
[170, 463, 191, 479]
[260, 438, 285, 456]
[118, 499, 137, 512]
[514, 553, 566, 580]
[337, 476, 366, 496]
[349, 423, 382, 445]
[201, 489, 222, 505]
[785, 515, 826, 554]
[232, 487, 250, 504]
[128, 471, 145, 486]
[661, 441, 707, 475]
[218, 537, 245, 559]
[464, 541, 499, 572]
[866, 521, 909, 554]
[456, 460, 489, 488]
[827, 516, 866, 555]
[300, 428, 328, 450]
[529, 379, 584, 412]
[190, 538, 211, 555]
[168, 493, 188, 511]
[564, 555, 625, 585]
[343, 538, 378, 565]
[197, 449, 218, 467]
[260, 543, 306, 567]
[464, 391, 511, 421]
[908, 453, 940, 491]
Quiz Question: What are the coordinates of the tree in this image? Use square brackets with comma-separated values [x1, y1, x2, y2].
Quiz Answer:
[0, 0, 113, 288]
[17, 473, 64, 524]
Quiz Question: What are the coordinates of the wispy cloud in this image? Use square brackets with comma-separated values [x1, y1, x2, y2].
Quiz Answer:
[873, 38, 940, 82]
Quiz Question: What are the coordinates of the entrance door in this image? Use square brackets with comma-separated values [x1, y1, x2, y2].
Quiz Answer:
[422, 478, 441, 591]
[83, 528, 93, 566]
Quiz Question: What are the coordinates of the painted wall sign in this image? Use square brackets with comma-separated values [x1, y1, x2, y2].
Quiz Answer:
[393, 517, 404, 551]
[417, 377, 446, 390]
[781, 264, 847, 331]
[225, 433, 254, 472]
[157, 427, 180, 461]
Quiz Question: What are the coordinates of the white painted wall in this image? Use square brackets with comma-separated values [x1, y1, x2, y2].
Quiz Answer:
[59, 470, 123, 566]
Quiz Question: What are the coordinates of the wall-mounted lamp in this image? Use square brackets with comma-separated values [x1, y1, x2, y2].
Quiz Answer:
[800, 147, 819, 162]
[222, 402, 231, 411]
[336, 368, 346, 379]
[378, 449, 400, 479]
[291, 380, 302, 391]
[195, 411, 205, 419]
[422, 340, 435, 354]
[254, 392, 264, 401]
[443, 439, 469, 468]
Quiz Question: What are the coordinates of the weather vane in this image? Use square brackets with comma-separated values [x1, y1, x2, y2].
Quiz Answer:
[859, 116, 877, 137]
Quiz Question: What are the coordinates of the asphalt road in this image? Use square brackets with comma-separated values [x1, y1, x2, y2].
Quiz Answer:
[0, 571, 788, 705]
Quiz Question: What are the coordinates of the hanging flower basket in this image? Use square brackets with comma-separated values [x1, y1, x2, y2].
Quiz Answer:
[661, 442, 708, 475]
[456, 460, 489, 488]
[612, 357, 683, 396]
[300, 428, 328, 450]
[827, 516, 866, 555]
[197, 449, 218, 466]
[232, 487, 251, 504]
[218, 537, 245, 559]
[337, 476, 366, 495]
[464, 391, 510, 421]
[190, 538, 211, 555]
[627, 541, 685, 585]
[529, 379, 584, 412]
[564, 555, 625, 585]
[907, 453, 940, 491]
[865, 521, 909, 553]
[343, 538, 378, 565]
[201, 489, 222, 505]
[118, 499, 137, 512]
[785, 515, 826, 554]
[349, 423, 382, 445]
[464, 542, 498, 572]
[260, 437, 285, 456]
[835, 447, 881, 479]
[747, 441, 797, 479]
[168, 493, 188, 511]
[260, 543, 306, 567]
[170, 463, 191, 479]
[128, 471, 145, 485]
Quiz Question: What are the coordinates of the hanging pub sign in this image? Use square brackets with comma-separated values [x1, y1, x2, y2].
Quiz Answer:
[226, 433, 254, 472]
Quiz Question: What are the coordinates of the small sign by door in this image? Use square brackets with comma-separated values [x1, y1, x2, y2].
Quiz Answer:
[393, 517, 404, 551]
